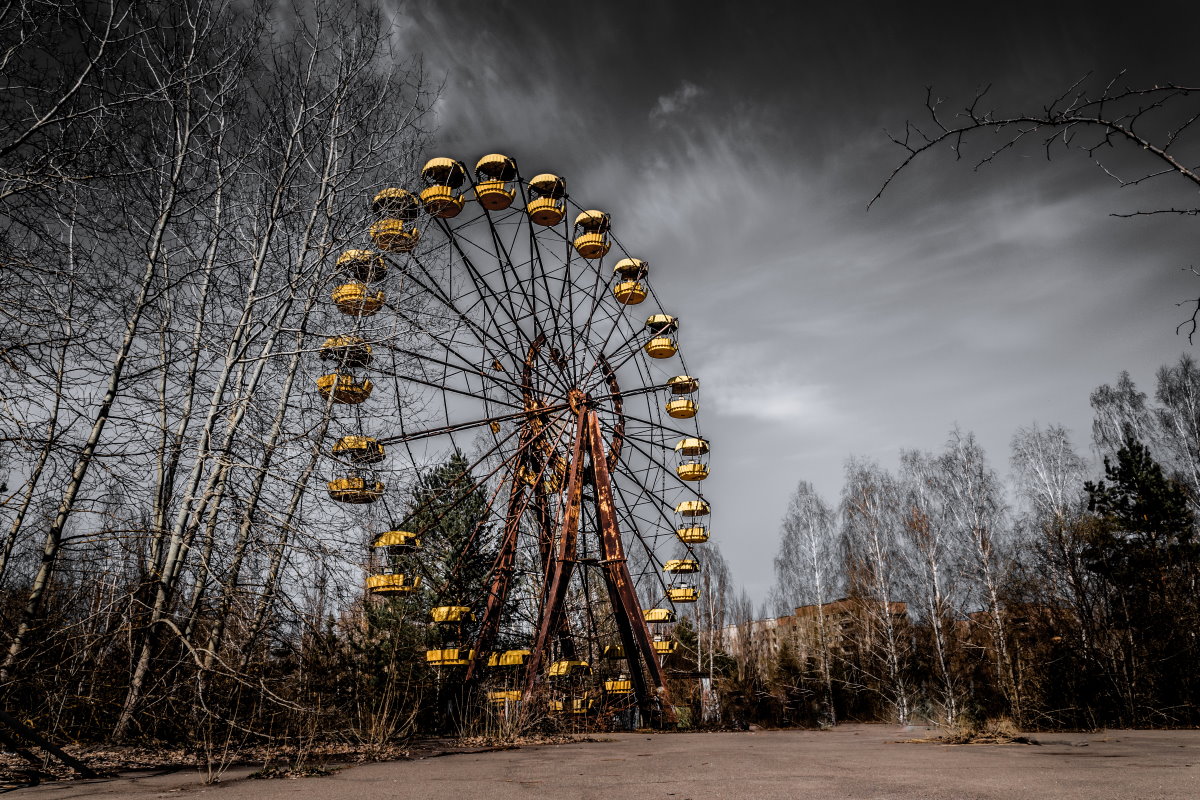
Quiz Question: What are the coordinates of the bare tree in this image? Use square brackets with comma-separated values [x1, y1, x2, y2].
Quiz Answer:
[772, 481, 840, 724]
[841, 458, 912, 724]
[1154, 355, 1200, 513]
[0, 0, 434, 749]
[872, 75, 1200, 337]
[931, 429, 1021, 723]
[898, 450, 963, 726]
[0, 1, 251, 684]
[1091, 371, 1155, 457]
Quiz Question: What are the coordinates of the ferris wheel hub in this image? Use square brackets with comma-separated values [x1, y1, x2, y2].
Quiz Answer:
[567, 388, 589, 415]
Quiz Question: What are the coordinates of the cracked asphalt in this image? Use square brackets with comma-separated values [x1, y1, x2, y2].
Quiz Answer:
[14, 724, 1200, 800]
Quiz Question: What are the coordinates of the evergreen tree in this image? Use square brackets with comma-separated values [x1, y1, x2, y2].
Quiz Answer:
[1084, 436, 1196, 585]
[406, 450, 497, 611]
[1083, 435, 1199, 718]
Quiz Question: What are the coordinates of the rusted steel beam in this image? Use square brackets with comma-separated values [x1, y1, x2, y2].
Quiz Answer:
[465, 461, 528, 682]
[599, 554, 652, 718]
[523, 410, 588, 695]
[598, 355, 624, 470]
[585, 410, 676, 725]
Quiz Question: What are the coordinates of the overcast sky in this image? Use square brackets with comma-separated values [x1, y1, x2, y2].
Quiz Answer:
[389, 1, 1200, 605]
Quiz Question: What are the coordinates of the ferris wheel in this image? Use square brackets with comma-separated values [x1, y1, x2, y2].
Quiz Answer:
[315, 153, 712, 725]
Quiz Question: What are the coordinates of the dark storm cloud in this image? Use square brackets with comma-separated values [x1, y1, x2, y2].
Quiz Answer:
[391, 0, 1200, 601]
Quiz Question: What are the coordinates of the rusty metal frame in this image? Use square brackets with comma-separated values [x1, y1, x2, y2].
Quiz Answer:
[522, 410, 589, 692]
[585, 410, 675, 724]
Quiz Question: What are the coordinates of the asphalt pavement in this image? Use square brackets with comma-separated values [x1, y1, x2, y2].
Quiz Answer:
[13, 724, 1200, 800]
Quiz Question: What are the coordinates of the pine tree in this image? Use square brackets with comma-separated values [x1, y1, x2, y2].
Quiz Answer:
[406, 450, 497, 611]
[1083, 435, 1199, 719]
[1084, 436, 1195, 585]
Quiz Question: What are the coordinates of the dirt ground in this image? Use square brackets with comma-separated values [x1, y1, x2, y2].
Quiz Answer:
[8, 724, 1200, 800]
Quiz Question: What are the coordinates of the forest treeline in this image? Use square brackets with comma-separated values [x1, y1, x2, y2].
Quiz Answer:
[726, 359, 1200, 731]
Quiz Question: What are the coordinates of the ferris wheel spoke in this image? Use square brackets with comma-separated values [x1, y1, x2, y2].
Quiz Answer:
[577, 305, 660, 379]
[594, 414, 705, 498]
[575, 299, 643, 390]
[435, 217, 538, 354]
[600, 419, 701, 547]
[374, 401, 577, 446]
[402, 250, 529, 385]
[605, 470, 678, 602]
[606, 409, 701, 442]
[508, 223, 585, 396]
[376, 341, 529, 405]
[564, 247, 623, 382]
[426, 220, 582, 408]
[523, 216, 575, 362]
[531, 206, 584, 388]
[476, 204, 542, 328]
[377, 356, 523, 410]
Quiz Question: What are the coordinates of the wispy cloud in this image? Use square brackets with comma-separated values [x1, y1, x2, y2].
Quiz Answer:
[705, 372, 841, 428]
[650, 81, 704, 124]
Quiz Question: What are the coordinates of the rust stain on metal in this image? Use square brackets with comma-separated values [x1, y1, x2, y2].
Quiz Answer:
[523, 410, 588, 695]
[586, 411, 676, 724]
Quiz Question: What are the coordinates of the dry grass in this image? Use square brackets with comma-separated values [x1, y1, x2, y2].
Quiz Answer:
[0, 734, 596, 785]
[899, 717, 1039, 746]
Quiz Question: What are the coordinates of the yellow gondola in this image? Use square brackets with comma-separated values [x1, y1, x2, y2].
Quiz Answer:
[371, 188, 420, 219]
[612, 258, 649, 304]
[675, 499, 711, 543]
[645, 314, 678, 359]
[315, 373, 373, 404]
[336, 249, 387, 282]
[474, 153, 518, 210]
[327, 476, 384, 503]
[372, 529, 420, 549]
[665, 374, 699, 418]
[420, 157, 468, 218]
[677, 526, 710, 543]
[668, 375, 698, 394]
[369, 218, 420, 253]
[572, 210, 611, 259]
[667, 586, 699, 603]
[332, 435, 384, 464]
[674, 499, 710, 516]
[666, 397, 697, 418]
[548, 660, 591, 678]
[526, 173, 566, 226]
[431, 606, 475, 623]
[549, 697, 594, 714]
[319, 335, 372, 368]
[652, 637, 678, 655]
[646, 337, 677, 359]
[331, 282, 384, 316]
[426, 648, 475, 666]
[643, 608, 676, 624]
[487, 690, 523, 704]
[366, 573, 420, 594]
[487, 649, 531, 667]
[675, 437, 709, 481]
